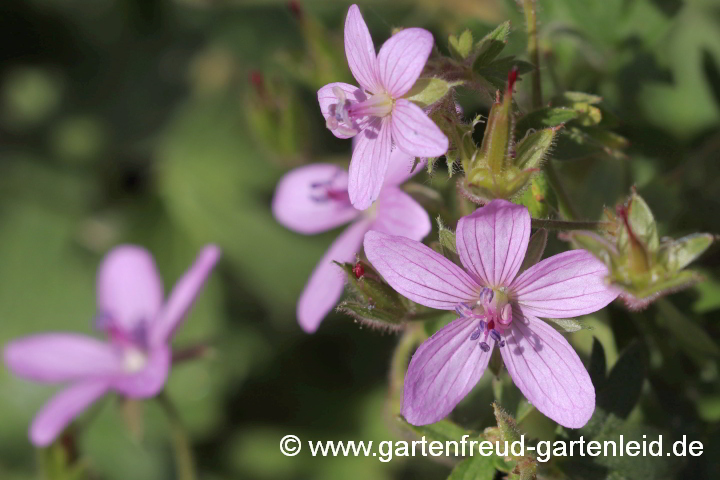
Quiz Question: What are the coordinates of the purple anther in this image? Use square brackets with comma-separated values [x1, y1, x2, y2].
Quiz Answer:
[479, 342, 491, 352]
[470, 330, 482, 341]
[455, 303, 474, 317]
[478, 287, 494, 305]
[477, 319, 487, 331]
[490, 329, 502, 343]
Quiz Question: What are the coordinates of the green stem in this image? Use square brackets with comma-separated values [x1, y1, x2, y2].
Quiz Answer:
[389, 325, 428, 414]
[531, 217, 612, 232]
[158, 392, 197, 480]
[522, 0, 542, 109]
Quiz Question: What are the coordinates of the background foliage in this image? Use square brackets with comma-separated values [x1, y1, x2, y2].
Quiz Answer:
[0, 0, 719, 479]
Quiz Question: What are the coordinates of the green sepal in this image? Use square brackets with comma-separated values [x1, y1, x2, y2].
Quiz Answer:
[658, 233, 714, 272]
[336, 301, 406, 328]
[472, 21, 511, 70]
[515, 107, 579, 138]
[404, 78, 461, 109]
[617, 191, 659, 253]
[514, 127, 557, 170]
[437, 217, 458, 254]
[564, 231, 619, 268]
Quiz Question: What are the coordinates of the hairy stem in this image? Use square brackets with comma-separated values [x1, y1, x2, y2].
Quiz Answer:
[158, 392, 197, 480]
[531, 217, 613, 232]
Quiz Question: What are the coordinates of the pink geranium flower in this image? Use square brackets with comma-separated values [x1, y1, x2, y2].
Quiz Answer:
[272, 151, 430, 333]
[364, 200, 619, 428]
[4, 245, 220, 446]
[318, 4, 449, 210]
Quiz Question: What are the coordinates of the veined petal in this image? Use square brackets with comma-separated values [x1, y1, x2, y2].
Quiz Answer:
[317, 82, 368, 139]
[402, 316, 493, 425]
[382, 151, 425, 187]
[348, 117, 392, 210]
[298, 219, 372, 333]
[363, 231, 481, 309]
[4, 334, 121, 383]
[456, 200, 531, 288]
[344, 5, 380, 93]
[372, 187, 431, 241]
[511, 250, 618, 318]
[272, 164, 360, 235]
[391, 99, 449, 157]
[149, 245, 221, 347]
[501, 314, 595, 428]
[97, 245, 163, 334]
[377, 28, 433, 98]
[111, 345, 170, 398]
[30, 381, 109, 447]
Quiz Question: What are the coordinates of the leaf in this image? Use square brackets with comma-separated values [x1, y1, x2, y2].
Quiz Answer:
[448, 456, 496, 480]
[492, 403, 522, 444]
[449, 29, 473, 61]
[558, 91, 603, 105]
[474, 57, 534, 90]
[437, 217, 457, 254]
[657, 299, 720, 362]
[658, 233, 714, 272]
[337, 302, 405, 328]
[472, 21, 510, 70]
[588, 338, 607, 390]
[404, 78, 458, 109]
[596, 341, 646, 418]
[337, 261, 407, 315]
[564, 231, 619, 268]
[518, 228, 547, 274]
[399, 416, 475, 444]
[514, 128, 557, 169]
[515, 107, 579, 138]
[545, 317, 592, 333]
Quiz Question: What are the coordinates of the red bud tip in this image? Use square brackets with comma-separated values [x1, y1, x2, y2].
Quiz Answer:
[352, 263, 365, 279]
[249, 71, 264, 91]
[288, 0, 303, 19]
[507, 66, 518, 92]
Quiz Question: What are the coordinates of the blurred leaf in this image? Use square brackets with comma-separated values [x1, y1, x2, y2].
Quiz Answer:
[656, 299, 720, 363]
[514, 128, 557, 169]
[472, 21, 510, 70]
[449, 29, 474, 61]
[658, 233, 714, 272]
[447, 456, 495, 480]
[517, 228, 547, 274]
[515, 107, 579, 138]
[596, 342, 646, 418]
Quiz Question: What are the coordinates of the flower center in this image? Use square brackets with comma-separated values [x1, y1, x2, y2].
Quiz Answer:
[123, 347, 148, 373]
[455, 287, 513, 351]
[325, 87, 393, 136]
[309, 170, 351, 205]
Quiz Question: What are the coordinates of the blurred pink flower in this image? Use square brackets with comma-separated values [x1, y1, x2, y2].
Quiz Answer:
[272, 151, 430, 333]
[4, 245, 220, 447]
[364, 200, 619, 428]
[318, 4, 448, 210]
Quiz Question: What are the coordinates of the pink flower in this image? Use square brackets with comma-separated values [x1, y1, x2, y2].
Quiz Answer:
[4, 245, 220, 447]
[318, 4, 449, 211]
[363, 200, 619, 428]
[272, 151, 431, 333]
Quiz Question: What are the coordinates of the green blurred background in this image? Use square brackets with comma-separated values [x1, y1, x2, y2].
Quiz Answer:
[1, 0, 720, 479]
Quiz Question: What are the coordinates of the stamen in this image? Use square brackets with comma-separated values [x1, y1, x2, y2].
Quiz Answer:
[478, 287, 494, 306]
[490, 330, 502, 343]
[479, 342, 491, 352]
[455, 303, 474, 317]
[470, 330, 482, 341]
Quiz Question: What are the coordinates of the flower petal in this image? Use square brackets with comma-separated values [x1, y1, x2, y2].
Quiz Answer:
[111, 345, 171, 398]
[30, 381, 109, 447]
[511, 250, 618, 318]
[97, 245, 164, 334]
[348, 117, 392, 210]
[317, 82, 368, 139]
[377, 28, 433, 98]
[298, 219, 372, 333]
[344, 5, 380, 93]
[363, 231, 481, 309]
[372, 187, 431, 241]
[501, 314, 595, 428]
[382, 150, 425, 187]
[4, 334, 121, 383]
[391, 99, 449, 157]
[456, 199, 531, 288]
[402, 316, 493, 425]
[272, 163, 360, 235]
[149, 245, 221, 347]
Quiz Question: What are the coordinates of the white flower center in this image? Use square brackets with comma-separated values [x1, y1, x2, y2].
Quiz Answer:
[123, 347, 148, 373]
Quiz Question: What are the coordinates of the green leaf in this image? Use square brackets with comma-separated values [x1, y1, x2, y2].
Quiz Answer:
[492, 403, 522, 444]
[545, 317, 592, 333]
[558, 91, 603, 105]
[472, 21, 510, 70]
[474, 57, 533, 90]
[404, 78, 458, 109]
[564, 231, 619, 267]
[447, 456, 495, 480]
[658, 233, 714, 272]
[449, 29, 473, 61]
[515, 107, 579, 138]
[437, 217, 457, 254]
[399, 417, 475, 444]
[657, 299, 720, 362]
[514, 128, 557, 169]
[596, 341, 646, 418]
[518, 228, 547, 274]
[588, 338, 607, 389]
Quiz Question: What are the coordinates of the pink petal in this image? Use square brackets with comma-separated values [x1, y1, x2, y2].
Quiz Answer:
[97, 245, 163, 334]
[501, 314, 595, 428]
[377, 28, 434, 98]
[30, 381, 109, 447]
[456, 200, 531, 288]
[272, 164, 360, 234]
[298, 219, 372, 333]
[317, 82, 368, 139]
[510, 250, 618, 318]
[382, 150, 426, 187]
[363, 231, 481, 309]
[149, 245, 221, 347]
[372, 187, 431, 241]
[111, 345, 171, 398]
[391, 99, 449, 157]
[4, 334, 121, 383]
[402, 316, 493, 425]
[348, 117, 392, 210]
[344, 5, 380, 93]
